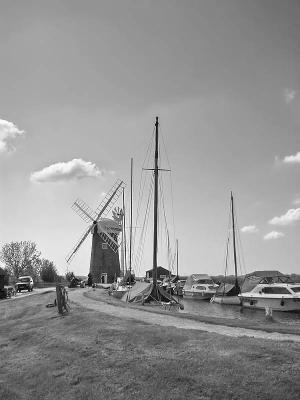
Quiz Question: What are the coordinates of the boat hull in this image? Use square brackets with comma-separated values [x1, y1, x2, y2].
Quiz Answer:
[239, 296, 300, 312]
[211, 295, 241, 305]
[183, 290, 214, 300]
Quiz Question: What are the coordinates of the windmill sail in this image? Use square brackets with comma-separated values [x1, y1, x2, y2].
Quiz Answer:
[66, 225, 92, 263]
[66, 179, 124, 263]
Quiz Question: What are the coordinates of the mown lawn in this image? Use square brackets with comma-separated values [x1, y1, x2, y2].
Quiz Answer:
[0, 292, 299, 400]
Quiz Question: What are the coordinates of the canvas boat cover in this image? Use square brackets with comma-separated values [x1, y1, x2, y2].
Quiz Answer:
[183, 274, 214, 291]
[240, 270, 291, 293]
[121, 281, 177, 303]
[215, 283, 240, 297]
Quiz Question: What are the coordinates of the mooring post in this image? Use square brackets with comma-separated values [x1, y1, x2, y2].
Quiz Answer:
[265, 306, 273, 320]
[56, 284, 63, 314]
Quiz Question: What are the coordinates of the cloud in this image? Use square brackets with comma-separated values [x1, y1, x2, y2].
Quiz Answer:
[269, 208, 300, 226]
[283, 152, 300, 164]
[264, 231, 285, 240]
[293, 197, 300, 206]
[240, 225, 258, 234]
[30, 158, 104, 183]
[0, 118, 25, 153]
[284, 88, 296, 104]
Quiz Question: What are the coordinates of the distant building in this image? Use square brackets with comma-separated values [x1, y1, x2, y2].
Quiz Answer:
[145, 266, 171, 280]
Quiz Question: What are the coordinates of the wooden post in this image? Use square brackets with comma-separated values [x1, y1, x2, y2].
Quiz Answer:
[56, 284, 69, 315]
[56, 284, 63, 314]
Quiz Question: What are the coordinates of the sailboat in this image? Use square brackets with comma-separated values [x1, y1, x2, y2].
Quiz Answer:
[211, 192, 241, 305]
[122, 117, 183, 308]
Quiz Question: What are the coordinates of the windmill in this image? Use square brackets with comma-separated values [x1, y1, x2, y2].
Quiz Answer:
[66, 179, 124, 284]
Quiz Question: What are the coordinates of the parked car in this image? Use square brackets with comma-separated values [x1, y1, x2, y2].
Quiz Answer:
[15, 276, 34, 292]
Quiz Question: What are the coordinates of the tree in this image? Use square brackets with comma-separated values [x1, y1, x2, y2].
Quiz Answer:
[40, 259, 58, 282]
[0, 241, 41, 280]
[65, 271, 75, 282]
[0, 266, 9, 285]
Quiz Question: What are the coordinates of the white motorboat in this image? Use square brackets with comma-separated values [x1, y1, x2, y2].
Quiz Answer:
[183, 274, 218, 300]
[239, 283, 300, 311]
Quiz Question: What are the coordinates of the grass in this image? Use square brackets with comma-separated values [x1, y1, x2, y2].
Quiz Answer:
[0, 292, 299, 400]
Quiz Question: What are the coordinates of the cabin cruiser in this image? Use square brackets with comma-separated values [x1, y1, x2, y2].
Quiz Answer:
[182, 274, 218, 300]
[239, 283, 300, 311]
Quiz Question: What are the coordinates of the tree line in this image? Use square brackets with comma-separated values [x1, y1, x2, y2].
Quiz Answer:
[0, 241, 60, 283]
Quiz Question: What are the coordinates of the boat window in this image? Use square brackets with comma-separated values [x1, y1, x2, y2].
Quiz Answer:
[195, 286, 206, 290]
[197, 279, 213, 284]
[262, 287, 290, 294]
[291, 287, 300, 293]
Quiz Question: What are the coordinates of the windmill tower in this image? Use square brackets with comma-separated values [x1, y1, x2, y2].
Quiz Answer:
[66, 180, 124, 283]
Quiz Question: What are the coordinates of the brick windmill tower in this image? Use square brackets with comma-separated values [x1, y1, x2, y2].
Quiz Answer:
[66, 180, 124, 283]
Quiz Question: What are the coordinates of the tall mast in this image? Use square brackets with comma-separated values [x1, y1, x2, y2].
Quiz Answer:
[152, 116, 159, 286]
[176, 239, 179, 278]
[129, 158, 133, 280]
[122, 187, 127, 274]
[231, 191, 239, 289]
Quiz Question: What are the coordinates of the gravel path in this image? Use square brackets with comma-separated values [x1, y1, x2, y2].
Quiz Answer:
[70, 288, 300, 343]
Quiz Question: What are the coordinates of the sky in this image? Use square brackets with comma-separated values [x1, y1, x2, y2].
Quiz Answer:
[1, 0, 300, 278]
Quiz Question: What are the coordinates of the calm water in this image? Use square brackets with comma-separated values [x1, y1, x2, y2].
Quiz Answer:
[176, 297, 300, 326]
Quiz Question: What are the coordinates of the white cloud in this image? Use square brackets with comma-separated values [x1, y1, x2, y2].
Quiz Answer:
[240, 225, 258, 234]
[30, 158, 103, 183]
[264, 231, 285, 240]
[0, 118, 25, 153]
[269, 208, 300, 226]
[284, 88, 296, 104]
[283, 152, 300, 164]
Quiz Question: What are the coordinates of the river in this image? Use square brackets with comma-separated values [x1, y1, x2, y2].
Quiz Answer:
[177, 296, 300, 326]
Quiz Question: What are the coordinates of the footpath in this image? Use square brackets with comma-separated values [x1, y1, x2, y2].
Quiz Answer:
[69, 288, 300, 343]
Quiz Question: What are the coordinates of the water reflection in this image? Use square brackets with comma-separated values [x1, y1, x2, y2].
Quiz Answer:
[177, 297, 300, 325]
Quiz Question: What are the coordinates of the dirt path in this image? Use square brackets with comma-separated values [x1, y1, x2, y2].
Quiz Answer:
[69, 288, 300, 343]
[1, 287, 55, 303]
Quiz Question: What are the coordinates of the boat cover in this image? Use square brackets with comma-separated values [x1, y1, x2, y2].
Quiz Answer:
[121, 281, 176, 303]
[240, 270, 290, 293]
[215, 283, 239, 296]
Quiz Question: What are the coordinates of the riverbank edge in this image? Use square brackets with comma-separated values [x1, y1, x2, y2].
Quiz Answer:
[82, 288, 300, 337]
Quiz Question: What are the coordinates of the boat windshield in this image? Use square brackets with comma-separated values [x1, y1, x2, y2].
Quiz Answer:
[195, 286, 206, 290]
[261, 287, 290, 294]
[196, 279, 213, 284]
[291, 287, 300, 293]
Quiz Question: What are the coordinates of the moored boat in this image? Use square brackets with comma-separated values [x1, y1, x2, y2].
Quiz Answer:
[239, 282, 300, 311]
[183, 274, 218, 300]
[212, 283, 241, 305]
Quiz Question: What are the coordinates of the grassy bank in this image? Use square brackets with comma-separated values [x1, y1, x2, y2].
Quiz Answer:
[0, 292, 299, 400]
[85, 288, 300, 336]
